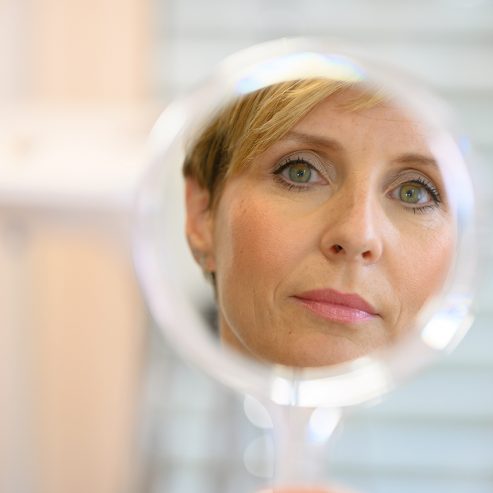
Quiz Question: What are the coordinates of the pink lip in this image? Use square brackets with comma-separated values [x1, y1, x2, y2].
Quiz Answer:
[293, 288, 378, 324]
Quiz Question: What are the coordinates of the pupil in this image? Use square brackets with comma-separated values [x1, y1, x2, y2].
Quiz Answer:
[289, 163, 311, 183]
[401, 184, 422, 203]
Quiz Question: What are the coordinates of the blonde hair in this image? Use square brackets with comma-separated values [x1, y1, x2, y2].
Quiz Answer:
[183, 78, 383, 209]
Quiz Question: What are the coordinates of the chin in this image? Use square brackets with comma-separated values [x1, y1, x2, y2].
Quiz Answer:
[262, 336, 370, 368]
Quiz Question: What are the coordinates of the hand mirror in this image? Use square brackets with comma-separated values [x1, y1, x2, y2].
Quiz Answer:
[133, 38, 476, 490]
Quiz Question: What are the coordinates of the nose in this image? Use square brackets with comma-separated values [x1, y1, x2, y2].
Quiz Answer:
[319, 189, 384, 265]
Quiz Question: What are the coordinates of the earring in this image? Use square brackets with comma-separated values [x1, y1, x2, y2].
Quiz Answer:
[188, 240, 215, 284]
[192, 248, 212, 274]
[199, 253, 208, 272]
[200, 253, 216, 285]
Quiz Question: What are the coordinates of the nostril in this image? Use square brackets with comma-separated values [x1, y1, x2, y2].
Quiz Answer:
[333, 244, 343, 253]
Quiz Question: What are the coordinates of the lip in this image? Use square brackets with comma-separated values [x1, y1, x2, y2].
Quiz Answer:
[293, 288, 378, 324]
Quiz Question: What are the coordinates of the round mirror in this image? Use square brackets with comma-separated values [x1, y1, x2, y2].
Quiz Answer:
[133, 38, 476, 408]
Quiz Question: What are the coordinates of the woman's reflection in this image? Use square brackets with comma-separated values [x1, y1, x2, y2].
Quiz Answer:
[184, 79, 455, 367]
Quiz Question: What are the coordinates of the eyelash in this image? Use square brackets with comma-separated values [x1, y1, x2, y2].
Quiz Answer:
[395, 177, 442, 215]
[272, 157, 442, 214]
[272, 157, 324, 192]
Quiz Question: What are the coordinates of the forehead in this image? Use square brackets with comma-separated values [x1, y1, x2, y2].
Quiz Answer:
[293, 89, 431, 150]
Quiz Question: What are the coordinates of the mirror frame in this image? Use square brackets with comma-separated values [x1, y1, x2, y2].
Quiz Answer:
[133, 38, 476, 408]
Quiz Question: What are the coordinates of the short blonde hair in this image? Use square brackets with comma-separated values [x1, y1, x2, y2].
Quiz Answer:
[183, 78, 383, 208]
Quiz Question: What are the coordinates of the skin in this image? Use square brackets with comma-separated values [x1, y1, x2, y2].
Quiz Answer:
[186, 90, 455, 367]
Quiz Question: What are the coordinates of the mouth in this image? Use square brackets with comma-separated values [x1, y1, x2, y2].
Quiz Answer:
[292, 288, 379, 324]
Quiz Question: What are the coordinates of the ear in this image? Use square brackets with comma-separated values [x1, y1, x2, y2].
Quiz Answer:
[184, 177, 216, 272]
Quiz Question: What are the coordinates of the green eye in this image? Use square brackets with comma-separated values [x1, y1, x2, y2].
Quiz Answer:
[274, 153, 327, 189]
[399, 183, 425, 204]
[390, 177, 441, 213]
[288, 162, 312, 183]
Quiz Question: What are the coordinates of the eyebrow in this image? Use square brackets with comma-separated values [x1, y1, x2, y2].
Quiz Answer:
[283, 131, 439, 169]
[281, 131, 344, 152]
[392, 153, 439, 169]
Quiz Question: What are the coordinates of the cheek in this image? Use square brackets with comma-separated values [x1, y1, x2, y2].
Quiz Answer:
[394, 222, 455, 310]
[214, 195, 297, 288]
[212, 193, 301, 348]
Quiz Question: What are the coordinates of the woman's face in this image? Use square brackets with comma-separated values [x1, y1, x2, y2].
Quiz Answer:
[191, 90, 455, 367]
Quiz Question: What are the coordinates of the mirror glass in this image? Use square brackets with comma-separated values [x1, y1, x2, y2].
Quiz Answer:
[134, 39, 476, 407]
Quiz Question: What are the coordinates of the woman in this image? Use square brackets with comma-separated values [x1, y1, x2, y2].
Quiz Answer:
[183, 78, 455, 367]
